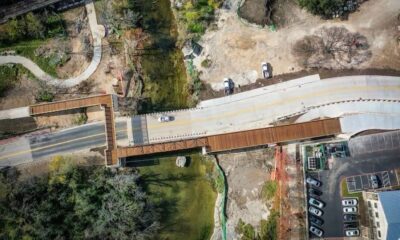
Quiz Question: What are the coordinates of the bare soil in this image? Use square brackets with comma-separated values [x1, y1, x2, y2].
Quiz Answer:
[217, 148, 275, 239]
[56, 6, 91, 79]
[195, 0, 400, 91]
[0, 74, 39, 110]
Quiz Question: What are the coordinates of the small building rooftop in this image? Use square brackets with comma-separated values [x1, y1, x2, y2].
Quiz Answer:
[378, 190, 400, 239]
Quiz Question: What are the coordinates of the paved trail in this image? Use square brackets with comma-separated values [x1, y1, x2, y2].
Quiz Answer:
[0, 1, 105, 87]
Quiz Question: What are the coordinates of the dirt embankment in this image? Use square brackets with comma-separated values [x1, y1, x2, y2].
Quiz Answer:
[218, 148, 275, 239]
[194, 0, 400, 91]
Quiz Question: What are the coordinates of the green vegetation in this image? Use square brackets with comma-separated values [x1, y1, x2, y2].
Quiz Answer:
[298, 0, 344, 17]
[0, 156, 160, 239]
[36, 88, 55, 102]
[135, 0, 189, 112]
[177, 0, 223, 38]
[138, 154, 217, 240]
[201, 59, 212, 68]
[236, 211, 279, 240]
[261, 180, 278, 201]
[0, 65, 18, 96]
[74, 113, 88, 125]
[0, 40, 62, 77]
[0, 11, 65, 46]
[260, 210, 279, 240]
[0, 10, 66, 79]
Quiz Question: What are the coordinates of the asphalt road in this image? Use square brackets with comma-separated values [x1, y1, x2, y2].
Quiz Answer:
[308, 131, 400, 238]
[0, 121, 127, 167]
[132, 75, 400, 144]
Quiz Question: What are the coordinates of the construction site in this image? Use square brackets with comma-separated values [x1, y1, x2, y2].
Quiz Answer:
[0, 0, 400, 239]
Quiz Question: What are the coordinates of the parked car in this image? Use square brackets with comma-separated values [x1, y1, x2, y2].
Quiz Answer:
[261, 62, 271, 79]
[342, 198, 358, 206]
[306, 177, 321, 187]
[158, 115, 173, 122]
[309, 198, 325, 208]
[345, 229, 360, 237]
[343, 214, 358, 222]
[309, 226, 323, 237]
[308, 188, 322, 196]
[309, 215, 324, 226]
[371, 175, 379, 189]
[344, 222, 358, 229]
[309, 206, 323, 216]
[343, 207, 358, 213]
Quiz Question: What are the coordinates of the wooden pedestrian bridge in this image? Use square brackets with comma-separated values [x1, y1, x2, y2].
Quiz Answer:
[27, 94, 342, 167]
[116, 118, 341, 160]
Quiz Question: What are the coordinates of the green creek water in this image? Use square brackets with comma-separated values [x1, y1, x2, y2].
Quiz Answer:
[137, 0, 188, 113]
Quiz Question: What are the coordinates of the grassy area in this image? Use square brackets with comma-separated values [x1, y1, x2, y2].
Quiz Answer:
[0, 10, 66, 78]
[0, 40, 58, 77]
[340, 178, 363, 199]
[138, 154, 217, 240]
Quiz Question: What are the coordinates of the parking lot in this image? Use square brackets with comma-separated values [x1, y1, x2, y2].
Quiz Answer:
[346, 170, 400, 193]
[305, 130, 400, 239]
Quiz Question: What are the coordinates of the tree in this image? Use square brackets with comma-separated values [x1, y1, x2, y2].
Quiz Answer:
[293, 26, 371, 69]
[298, 0, 344, 17]
[4, 18, 25, 41]
[25, 12, 45, 39]
[0, 157, 160, 239]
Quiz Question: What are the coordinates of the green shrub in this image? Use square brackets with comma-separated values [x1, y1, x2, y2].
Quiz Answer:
[0, 65, 18, 96]
[261, 180, 277, 201]
[201, 59, 212, 68]
[260, 210, 279, 240]
[298, 0, 344, 17]
[179, 0, 223, 37]
[74, 113, 88, 125]
[36, 89, 54, 102]
[236, 218, 256, 240]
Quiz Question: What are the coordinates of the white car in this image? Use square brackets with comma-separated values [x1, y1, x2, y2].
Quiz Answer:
[370, 175, 379, 189]
[306, 177, 321, 187]
[343, 207, 358, 213]
[309, 206, 323, 216]
[342, 198, 358, 206]
[261, 62, 271, 79]
[158, 116, 173, 122]
[345, 229, 360, 237]
[309, 198, 325, 208]
[310, 226, 323, 237]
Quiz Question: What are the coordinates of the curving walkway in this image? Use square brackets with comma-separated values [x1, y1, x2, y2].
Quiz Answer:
[0, 1, 105, 88]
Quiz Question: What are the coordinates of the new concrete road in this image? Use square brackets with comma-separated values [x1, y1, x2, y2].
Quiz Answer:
[0, 121, 127, 167]
[130, 75, 400, 144]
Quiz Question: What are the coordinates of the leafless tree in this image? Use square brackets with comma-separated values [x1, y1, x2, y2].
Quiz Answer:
[293, 26, 371, 69]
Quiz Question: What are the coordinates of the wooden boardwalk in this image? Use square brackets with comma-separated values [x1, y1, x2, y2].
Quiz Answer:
[29, 94, 119, 165]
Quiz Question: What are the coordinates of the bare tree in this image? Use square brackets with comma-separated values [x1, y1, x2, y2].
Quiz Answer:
[293, 26, 372, 69]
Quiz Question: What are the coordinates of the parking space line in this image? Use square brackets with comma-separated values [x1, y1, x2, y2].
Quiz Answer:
[382, 171, 390, 187]
[360, 175, 364, 189]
